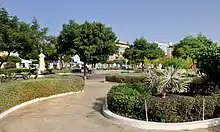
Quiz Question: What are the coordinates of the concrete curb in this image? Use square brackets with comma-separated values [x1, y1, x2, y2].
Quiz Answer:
[0, 90, 84, 120]
[102, 98, 220, 131]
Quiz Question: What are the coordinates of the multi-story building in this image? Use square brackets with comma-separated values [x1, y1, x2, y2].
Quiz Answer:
[109, 41, 129, 61]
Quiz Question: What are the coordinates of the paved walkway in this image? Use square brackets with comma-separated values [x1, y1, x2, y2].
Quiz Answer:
[0, 77, 219, 132]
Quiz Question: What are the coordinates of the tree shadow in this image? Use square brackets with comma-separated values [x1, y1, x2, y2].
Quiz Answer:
[92, 97, 105, 113]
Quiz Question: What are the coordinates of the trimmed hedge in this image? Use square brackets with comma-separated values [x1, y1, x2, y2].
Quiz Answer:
[0, 68, 30, 74]
[0, 76, 84, 113]
[105, 73, 145, 83]
[107, 84, 220, 123]
[187, 76, 219, 96]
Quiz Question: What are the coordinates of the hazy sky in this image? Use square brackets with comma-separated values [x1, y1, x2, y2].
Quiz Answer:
[1, 0, 220, 44]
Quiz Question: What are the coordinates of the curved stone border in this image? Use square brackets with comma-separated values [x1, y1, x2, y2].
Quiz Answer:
[102, 96, 220, 131]
[0, 90, 84, 120]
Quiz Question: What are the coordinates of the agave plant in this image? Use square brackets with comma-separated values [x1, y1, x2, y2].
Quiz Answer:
[144, 66, 191, 98]
[144, 68, 161, 94]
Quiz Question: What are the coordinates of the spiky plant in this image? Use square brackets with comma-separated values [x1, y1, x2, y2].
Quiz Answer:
[160, 66, 191, 98]
[144, 66, 191, 98]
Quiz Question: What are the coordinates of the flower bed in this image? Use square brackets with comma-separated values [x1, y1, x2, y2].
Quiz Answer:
[0, 75, 84, 113]
[107, 84, 220, 123]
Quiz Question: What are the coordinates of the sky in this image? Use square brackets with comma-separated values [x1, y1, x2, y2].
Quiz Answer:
[1, 0, 220, 44]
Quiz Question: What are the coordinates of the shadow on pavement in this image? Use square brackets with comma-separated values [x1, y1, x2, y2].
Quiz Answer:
[92, 97, 105, 113]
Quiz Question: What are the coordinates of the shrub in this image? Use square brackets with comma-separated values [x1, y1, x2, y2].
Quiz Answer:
[7, 56, 21, 63]
[0, 68, 30, 74]
[4, 62, 16, 69]
[105, 74, 145, 83]
[72, 68, 81, 73]
[107, 84, 148, 120]
[162, 58, 192, 69]
[134, 69, 142, 73]
[187, 76, 219, 96]
[107, 84, 220, 123]
[105, 67, 120, 70]
[0, 76, 84, 113]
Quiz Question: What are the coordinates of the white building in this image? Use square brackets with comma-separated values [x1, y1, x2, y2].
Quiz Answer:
[109, 41, 129, 61]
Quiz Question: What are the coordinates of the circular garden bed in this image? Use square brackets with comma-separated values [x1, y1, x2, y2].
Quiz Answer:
[107, 83, 220, 123]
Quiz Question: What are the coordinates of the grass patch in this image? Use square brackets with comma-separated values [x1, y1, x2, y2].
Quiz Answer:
[0, 75, 84, 113]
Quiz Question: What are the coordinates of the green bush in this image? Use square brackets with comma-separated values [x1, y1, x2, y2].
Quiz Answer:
[105, 74, 145, 83]
[107, 84, 149, 120]
[187, 76, 219, 96]
[0, 68, 30, 74]
[107, 84, 220, 123]
[4, 62, 16, 69]
[72, 68, 81, 73]
[162, 58, 192, 69]
[0, 76, 84, 113]
[105, 67, 120, 70]
[134, 69, 143, 73]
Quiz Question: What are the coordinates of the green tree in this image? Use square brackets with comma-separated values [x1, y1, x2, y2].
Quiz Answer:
[123, 37, 165, 71]
[196, 45, 220, 88]
[63, 55, 72, 65]
[172, 33, 216, 61]
[8, 55, 21, 63]
[58, 20, 117, 80]
[0, 8, 32, 67]
[18, 17, 48, 60]
[42, 36, 59, 62]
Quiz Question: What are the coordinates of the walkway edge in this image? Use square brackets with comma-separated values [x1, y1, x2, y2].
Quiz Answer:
[102, 98, 220, 131]
[0, 90, 84, 120]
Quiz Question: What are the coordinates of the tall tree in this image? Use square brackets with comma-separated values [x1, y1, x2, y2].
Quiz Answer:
[58, 20, 117, 80]
[18, 17, 48, 60]
[172, 33, 216, 61]
[196, 45, 220, 88]
[123, 37, 165, 71]
[42, 36, 59, 62]
[0, 8, 31, 67]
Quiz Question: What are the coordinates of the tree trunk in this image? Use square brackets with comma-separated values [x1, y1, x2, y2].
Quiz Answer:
[162, 87, 166, 98]
[141, 62, 144, 72]
[83, 62, 87, 81]
[59, 56, 64, 70]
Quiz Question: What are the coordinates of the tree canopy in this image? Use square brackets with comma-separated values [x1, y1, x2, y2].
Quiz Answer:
[0, 8, 54, 68]
[18, 17, 49, 60]
[58, 20, 118, 79]
[123, 37, 165, 70]
[172, 33, 216, 60]
[196, 45, 220, 87]
[0, 8, 31, 67]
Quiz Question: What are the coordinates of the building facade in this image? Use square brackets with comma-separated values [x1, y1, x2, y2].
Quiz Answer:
[109, 41, 129, 61]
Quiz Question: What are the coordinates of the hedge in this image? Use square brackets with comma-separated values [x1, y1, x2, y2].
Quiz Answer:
[105, 73, 145, 83]
[187, 76, 219, 96]
[107, 84, 220, 123]
[0, 68, 30, 74]
[0, 76, 84, 113]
